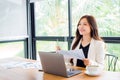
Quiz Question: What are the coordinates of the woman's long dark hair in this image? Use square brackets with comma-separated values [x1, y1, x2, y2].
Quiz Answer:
[72, 15, 102, 50]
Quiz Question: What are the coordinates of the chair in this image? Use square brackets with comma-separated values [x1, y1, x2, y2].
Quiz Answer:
[105, 53, 118, 71]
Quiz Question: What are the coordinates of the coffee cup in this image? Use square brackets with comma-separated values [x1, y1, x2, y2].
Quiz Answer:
[86, 65, 101, 74]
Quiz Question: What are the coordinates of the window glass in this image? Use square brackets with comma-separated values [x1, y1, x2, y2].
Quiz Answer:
[0, 42, 24, 59]
[35, 0, 68, 36]
[72, 0, 120, 37]
[36, 41, 68, 60]
[106, 43, 120, 57]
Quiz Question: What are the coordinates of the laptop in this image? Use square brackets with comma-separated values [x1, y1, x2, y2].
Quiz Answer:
[39, 52, 82, 77]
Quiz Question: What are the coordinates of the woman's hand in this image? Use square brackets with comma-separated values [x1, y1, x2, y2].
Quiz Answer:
[56, 46, 61, 50]
[83, 58, 91, 66]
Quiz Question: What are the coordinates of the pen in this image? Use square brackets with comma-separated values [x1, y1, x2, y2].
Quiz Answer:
[56, 39, 59, 46]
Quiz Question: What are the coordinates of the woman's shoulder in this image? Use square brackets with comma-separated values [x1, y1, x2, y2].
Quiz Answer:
[92, 38, 105, 45]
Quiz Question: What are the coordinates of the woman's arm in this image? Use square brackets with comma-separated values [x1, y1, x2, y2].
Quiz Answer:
[89, 41, 105, 68]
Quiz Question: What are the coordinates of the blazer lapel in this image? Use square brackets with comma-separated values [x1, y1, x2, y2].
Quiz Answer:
[88, 38, 96, 60]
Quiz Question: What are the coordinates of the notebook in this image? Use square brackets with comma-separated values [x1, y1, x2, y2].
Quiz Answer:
[39, 52, 82, 77]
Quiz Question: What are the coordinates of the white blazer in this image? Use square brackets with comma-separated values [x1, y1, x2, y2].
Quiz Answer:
[71, 38, 105, 68]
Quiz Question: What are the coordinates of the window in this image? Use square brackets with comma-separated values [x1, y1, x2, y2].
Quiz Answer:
[72, 0, 120, 37]
[71, 0, 120, 71]
[32, 0, 120, 71]
[36, 41, 68, 60]
[34, 0, 69, 60]
[0, 0, 28, 58]
[35, 0, 68, 36]
[106, 43, 120, 71]
[0, 42, 24, 58]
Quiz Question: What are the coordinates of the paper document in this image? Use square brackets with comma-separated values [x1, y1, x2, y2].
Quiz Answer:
[0, 61, 42, 69]
[57, 49, 85, 60]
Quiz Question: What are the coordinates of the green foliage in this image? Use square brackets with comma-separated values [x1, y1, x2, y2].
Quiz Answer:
[72, 0, 120, 37]
[35, 0, 68, 36]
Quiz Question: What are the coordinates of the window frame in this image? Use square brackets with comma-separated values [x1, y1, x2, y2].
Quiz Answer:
[29, 0, 120, 60]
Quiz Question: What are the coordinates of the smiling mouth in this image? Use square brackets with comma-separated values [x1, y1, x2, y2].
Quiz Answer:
[80, 30, 85, 32]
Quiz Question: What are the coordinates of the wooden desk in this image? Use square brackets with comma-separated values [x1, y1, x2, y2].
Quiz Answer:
[0, 57, 120, 80]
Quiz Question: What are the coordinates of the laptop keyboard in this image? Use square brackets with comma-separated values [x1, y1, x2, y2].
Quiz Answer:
[67, 72, 75, 75]
[67, 69, 81, 76]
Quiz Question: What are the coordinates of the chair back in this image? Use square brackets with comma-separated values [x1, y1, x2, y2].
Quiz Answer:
[105, 53, 118, 71]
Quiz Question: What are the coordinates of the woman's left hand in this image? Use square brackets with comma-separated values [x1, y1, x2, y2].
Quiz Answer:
[83, 58, 91, 66]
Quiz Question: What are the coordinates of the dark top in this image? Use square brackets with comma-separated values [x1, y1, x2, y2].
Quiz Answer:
[76, 43, 90, 67]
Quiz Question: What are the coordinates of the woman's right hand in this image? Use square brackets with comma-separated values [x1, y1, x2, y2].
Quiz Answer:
[83, 58, 91, 66]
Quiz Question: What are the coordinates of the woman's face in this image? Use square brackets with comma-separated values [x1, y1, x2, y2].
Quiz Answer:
[77, 18, 91, 36]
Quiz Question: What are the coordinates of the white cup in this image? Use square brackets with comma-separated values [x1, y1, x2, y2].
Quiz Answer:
[86, 65, 101, 74]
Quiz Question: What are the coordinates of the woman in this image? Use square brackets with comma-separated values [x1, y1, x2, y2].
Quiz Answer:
[56, 15, 105, 68]
[70, 15, 105, 68]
